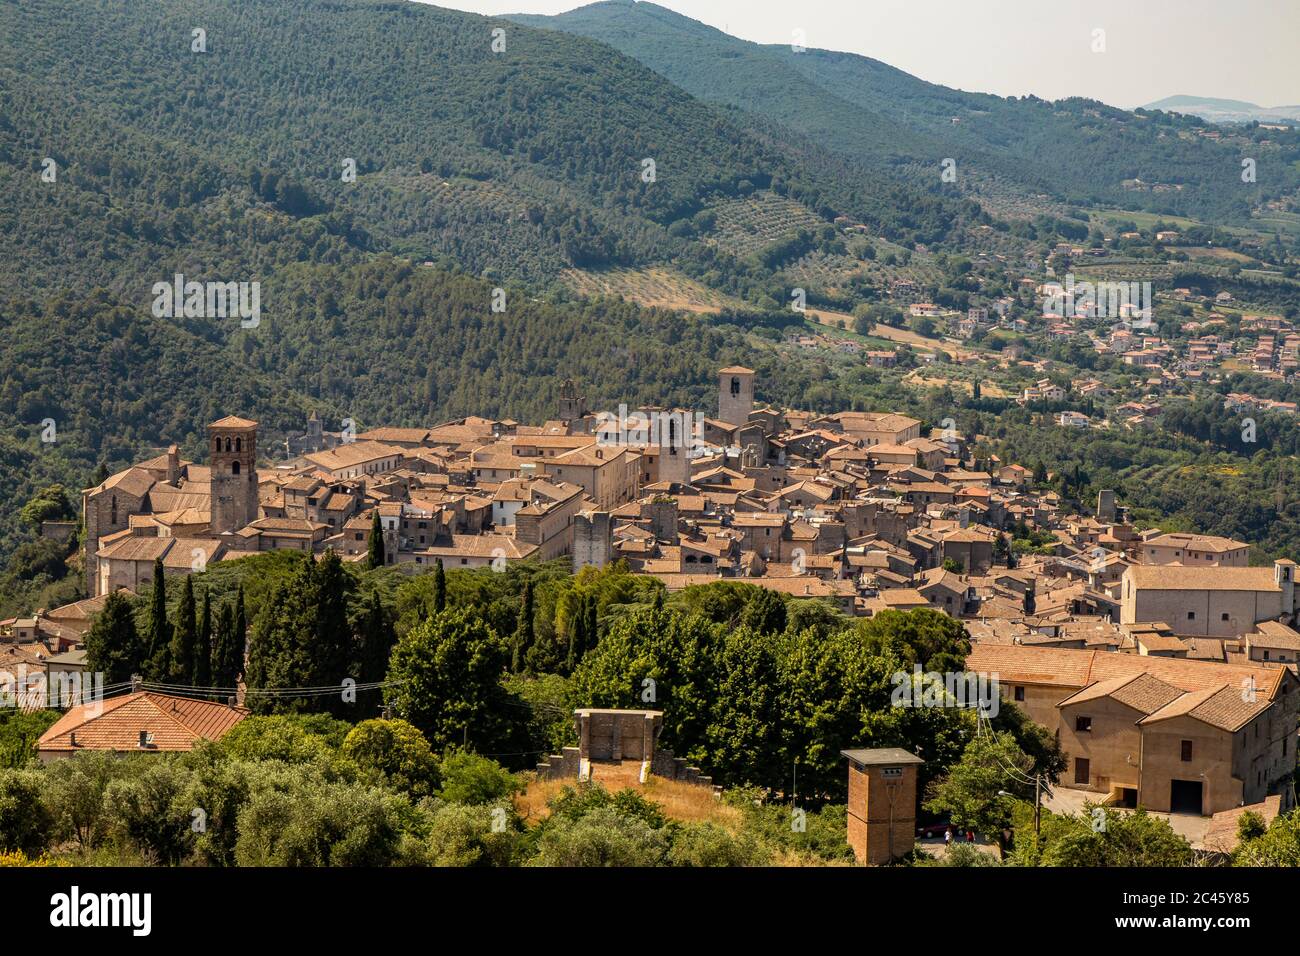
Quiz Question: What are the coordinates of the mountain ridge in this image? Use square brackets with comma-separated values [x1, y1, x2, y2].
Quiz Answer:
[510, 1, 1300, 223]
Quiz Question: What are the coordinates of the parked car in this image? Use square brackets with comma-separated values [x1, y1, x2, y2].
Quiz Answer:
[916, 818, 952, 839]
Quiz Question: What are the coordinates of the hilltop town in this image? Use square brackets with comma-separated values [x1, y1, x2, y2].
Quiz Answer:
[3, 360, 1293, 835]
[4, 0, 1300, 891]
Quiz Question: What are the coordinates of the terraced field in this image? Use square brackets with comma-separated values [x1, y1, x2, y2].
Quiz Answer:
[704, 190, 825, 258]
[561, 266, 744, 313]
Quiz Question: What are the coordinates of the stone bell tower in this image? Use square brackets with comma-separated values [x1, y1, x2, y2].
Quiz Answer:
[656, 409, 692, 486]
[208, 416, 259, 535]
[557, 378, 587, 422]
[718, 366, 755, 427]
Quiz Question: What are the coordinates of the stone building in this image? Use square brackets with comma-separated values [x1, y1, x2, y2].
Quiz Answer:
[969, 643, 1299, 816]
[572, 510, 612, 572]
[536, 709, 715, 788]
[842, 747, 924, 865]
[1120, 561, 1298, 637]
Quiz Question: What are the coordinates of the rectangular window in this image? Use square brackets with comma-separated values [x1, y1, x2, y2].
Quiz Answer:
[1180, 740, 1192, 762]
[1075, 716, 1092, 733]
[1187, 611, 1196, 620]
[1074, 758, 1090, 785]
[1014, 686, 1025, 702]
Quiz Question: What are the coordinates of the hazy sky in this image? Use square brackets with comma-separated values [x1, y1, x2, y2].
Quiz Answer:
[419, 0, 1300, 108]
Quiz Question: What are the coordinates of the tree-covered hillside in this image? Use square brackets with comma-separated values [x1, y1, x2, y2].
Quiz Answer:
[513, 1, 1300, 223]
[0, 0, 981, 298]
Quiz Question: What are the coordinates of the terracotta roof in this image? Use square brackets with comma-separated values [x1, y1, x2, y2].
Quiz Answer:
[97, 537, 173, 562]
[1125, 566, 1280, 592]
[1139, 683, 1271, 732]
[38, 692, 248, 753]
[1057, 672, 1184, 715]
[1250, 621, 1300, 651]
[304, 441, 404, 471]
[1144, 533, 1248, 553]
[209, 416, 258, 430]
[95, 467, 156, 498]
[966, 643, 1287, 697]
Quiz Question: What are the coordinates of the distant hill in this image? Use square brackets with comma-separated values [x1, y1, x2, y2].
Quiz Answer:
[1142, 96, 1300, 125]
[511, 1, 1300, 223]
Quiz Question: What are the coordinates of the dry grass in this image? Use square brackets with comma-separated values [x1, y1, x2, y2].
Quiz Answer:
[561, 266, 741, 314]
[770, 848, 855, 867]
[513, 766, 742, 830]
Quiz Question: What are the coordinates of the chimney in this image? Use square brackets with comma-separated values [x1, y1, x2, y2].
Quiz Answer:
[130, 674, 142, 693]
[167, 444, 181, 485]
[70, 731, 77, 747]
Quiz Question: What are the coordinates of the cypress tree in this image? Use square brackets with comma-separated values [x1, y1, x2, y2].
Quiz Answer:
[584, 594, 598, 653]
[195, 588, 212, 687]
[432, 558, 446, 614]
[170, 574, 197, 685]
[359, 590, 396, 684]
[366, 509, 385, 569]
[212, 601, 239, 688]
[234, 583, 247, 674]
[145, 557, 172, 681]
[312, 550, 354, 710]
[567, 602, 585, 673]
[512, 579, 534, 674]
[84, 591, 144, 685]
[359, 590, 396, 713]
[244, 576, 292, 714]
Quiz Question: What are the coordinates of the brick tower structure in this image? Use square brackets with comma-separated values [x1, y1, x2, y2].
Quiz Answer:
[208, 416, 259, 535]
[842, 747, 924, 865]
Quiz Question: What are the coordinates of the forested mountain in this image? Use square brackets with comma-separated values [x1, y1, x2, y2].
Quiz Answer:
[511, 1, 1300, 223]
[0, 0, 980, 297]
[0, 0, 984, 564]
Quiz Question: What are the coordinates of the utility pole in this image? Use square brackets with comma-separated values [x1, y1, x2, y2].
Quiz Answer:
[1034, 773, 1042, 839]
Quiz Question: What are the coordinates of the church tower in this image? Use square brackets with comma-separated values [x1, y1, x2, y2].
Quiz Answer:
[209, 416, 259, 535]
[557, 378, 587, 422]
[656, 410, 692, 486]
[718, 366, 755, 427]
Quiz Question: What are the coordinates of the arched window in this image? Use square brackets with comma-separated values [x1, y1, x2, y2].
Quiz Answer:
[214, 437, 221, 453]
[235, 437, 242, 453]
[110, 495, 117, 524]
[730, 376, 740, 397]
[232, 461, 241, 475]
